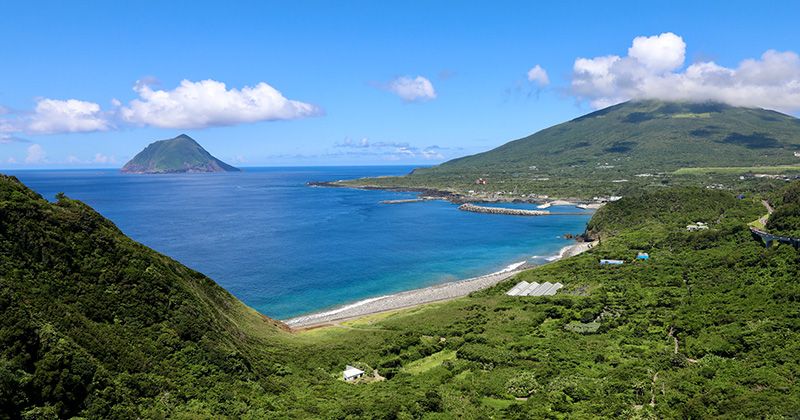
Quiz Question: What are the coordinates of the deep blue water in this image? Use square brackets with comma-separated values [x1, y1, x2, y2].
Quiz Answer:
[8, 167, 592, 319]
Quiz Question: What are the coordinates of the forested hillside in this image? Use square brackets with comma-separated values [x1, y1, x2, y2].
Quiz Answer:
[2, 175, 799, 418]
[0, 175, 284, 418]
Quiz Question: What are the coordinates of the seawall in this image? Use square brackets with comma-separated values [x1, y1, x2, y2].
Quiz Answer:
[459, 203, 550, 216]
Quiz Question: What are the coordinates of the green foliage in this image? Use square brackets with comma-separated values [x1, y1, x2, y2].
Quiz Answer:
[587, 187, 763, 237]
[0, 175, 284, 418]
[2, 174, 800, 417]
[767, 182, 800, 237]
[505, 372, 540, 398]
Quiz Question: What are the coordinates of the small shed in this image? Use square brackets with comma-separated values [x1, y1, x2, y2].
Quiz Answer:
[636, 252, 650, 260]
[600, 259, 624, 265]
[343, 365, 365, 381]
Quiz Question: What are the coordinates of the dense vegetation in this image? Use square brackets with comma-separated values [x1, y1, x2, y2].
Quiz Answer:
[343, 101, 800, 198]
[0, 175, 285, 418]
[767, 182, 800, 237]
[121, 134, 239, 173]
[2, 175, 800, 418]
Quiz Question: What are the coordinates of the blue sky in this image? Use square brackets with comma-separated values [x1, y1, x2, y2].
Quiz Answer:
[2, 0, 800, 168]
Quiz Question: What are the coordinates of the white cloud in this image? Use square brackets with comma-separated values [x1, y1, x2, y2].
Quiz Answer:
[385, 76, 437, 102]
[527, 65, 550, 86]
[27, 99, 112, 134]
[6, 157, 17, 164]
[93, 153, 116, 164]
[571, 32, 800, 112]
[119, 79, 321, 129]
[25, 144, 45, 164]
[331, 137, 449, 160]
[627, 33, 685, 72]
[335, 137, 372, 148]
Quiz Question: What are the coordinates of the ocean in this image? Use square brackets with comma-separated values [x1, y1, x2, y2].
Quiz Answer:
[8, 166, 593, 319]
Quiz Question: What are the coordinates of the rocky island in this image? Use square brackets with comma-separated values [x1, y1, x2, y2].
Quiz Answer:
[121, 134, 240, 174]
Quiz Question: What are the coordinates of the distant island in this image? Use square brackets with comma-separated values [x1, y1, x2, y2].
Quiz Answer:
[121, 134, 240, 174]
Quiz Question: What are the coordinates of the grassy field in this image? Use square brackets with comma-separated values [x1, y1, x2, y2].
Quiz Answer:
[403, 350, 457, 375]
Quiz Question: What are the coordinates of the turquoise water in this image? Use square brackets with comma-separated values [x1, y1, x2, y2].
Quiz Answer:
[8, 167, 592, 319]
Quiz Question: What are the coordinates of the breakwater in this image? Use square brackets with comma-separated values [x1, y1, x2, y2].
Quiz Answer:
[459, 203, 594, 216]
[380, 198, 425, 204]
[380, 197, 445, 204]
[459, 203, 550, 216]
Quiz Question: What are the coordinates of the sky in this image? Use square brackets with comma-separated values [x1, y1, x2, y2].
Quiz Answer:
[1, 0, 800, 168]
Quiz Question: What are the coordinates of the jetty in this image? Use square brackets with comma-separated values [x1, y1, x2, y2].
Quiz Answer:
[380, 198, 425, 204]
[458, 203, 592, 216]
[380, 197, 446, 204]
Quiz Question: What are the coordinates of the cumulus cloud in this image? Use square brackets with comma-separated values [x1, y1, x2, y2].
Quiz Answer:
[0, 78, 320, 137]
[527, 65, 550, 86]
[25, 144, 46, 164]
[627, 33, 685, 72]
[385, 76, 437, 102]
[119, 79, 321, 129]
[27, 99, 112, 134]
[571, 32, 800, 112]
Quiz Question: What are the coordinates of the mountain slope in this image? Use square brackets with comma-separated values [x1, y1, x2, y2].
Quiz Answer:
[346, 101, 800, 198]
[0, 175, 282, 418]
[426, 101, 800, 175]
[121, 134, 240, 174]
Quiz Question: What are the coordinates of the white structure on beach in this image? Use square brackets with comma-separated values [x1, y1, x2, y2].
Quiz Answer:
[343, 365, 365, 381]
[506, 281, 563, 296]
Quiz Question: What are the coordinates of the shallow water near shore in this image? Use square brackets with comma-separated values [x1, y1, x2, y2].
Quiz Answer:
[9, 166, 593, 319]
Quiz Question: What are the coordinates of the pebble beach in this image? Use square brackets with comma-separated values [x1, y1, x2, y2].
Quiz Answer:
[285, 240, 598, 329]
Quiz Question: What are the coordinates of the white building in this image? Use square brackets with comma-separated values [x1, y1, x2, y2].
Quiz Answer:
[686, 222, 709, 231]
[343, 365, 365, 381]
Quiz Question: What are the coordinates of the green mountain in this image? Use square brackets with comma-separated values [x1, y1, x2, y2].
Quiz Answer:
[346, 101, 800, 197]
[2, 173, 800, 417]
[425, 100, 800, 174]
[121, 134, 240, 174]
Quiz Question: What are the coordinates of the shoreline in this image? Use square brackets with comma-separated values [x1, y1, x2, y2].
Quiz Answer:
[285, 241, 597, 330]
[306, 180, 591, 206]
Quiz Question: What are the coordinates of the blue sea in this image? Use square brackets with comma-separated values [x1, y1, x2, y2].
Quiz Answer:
[9, 166, 592, 319]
